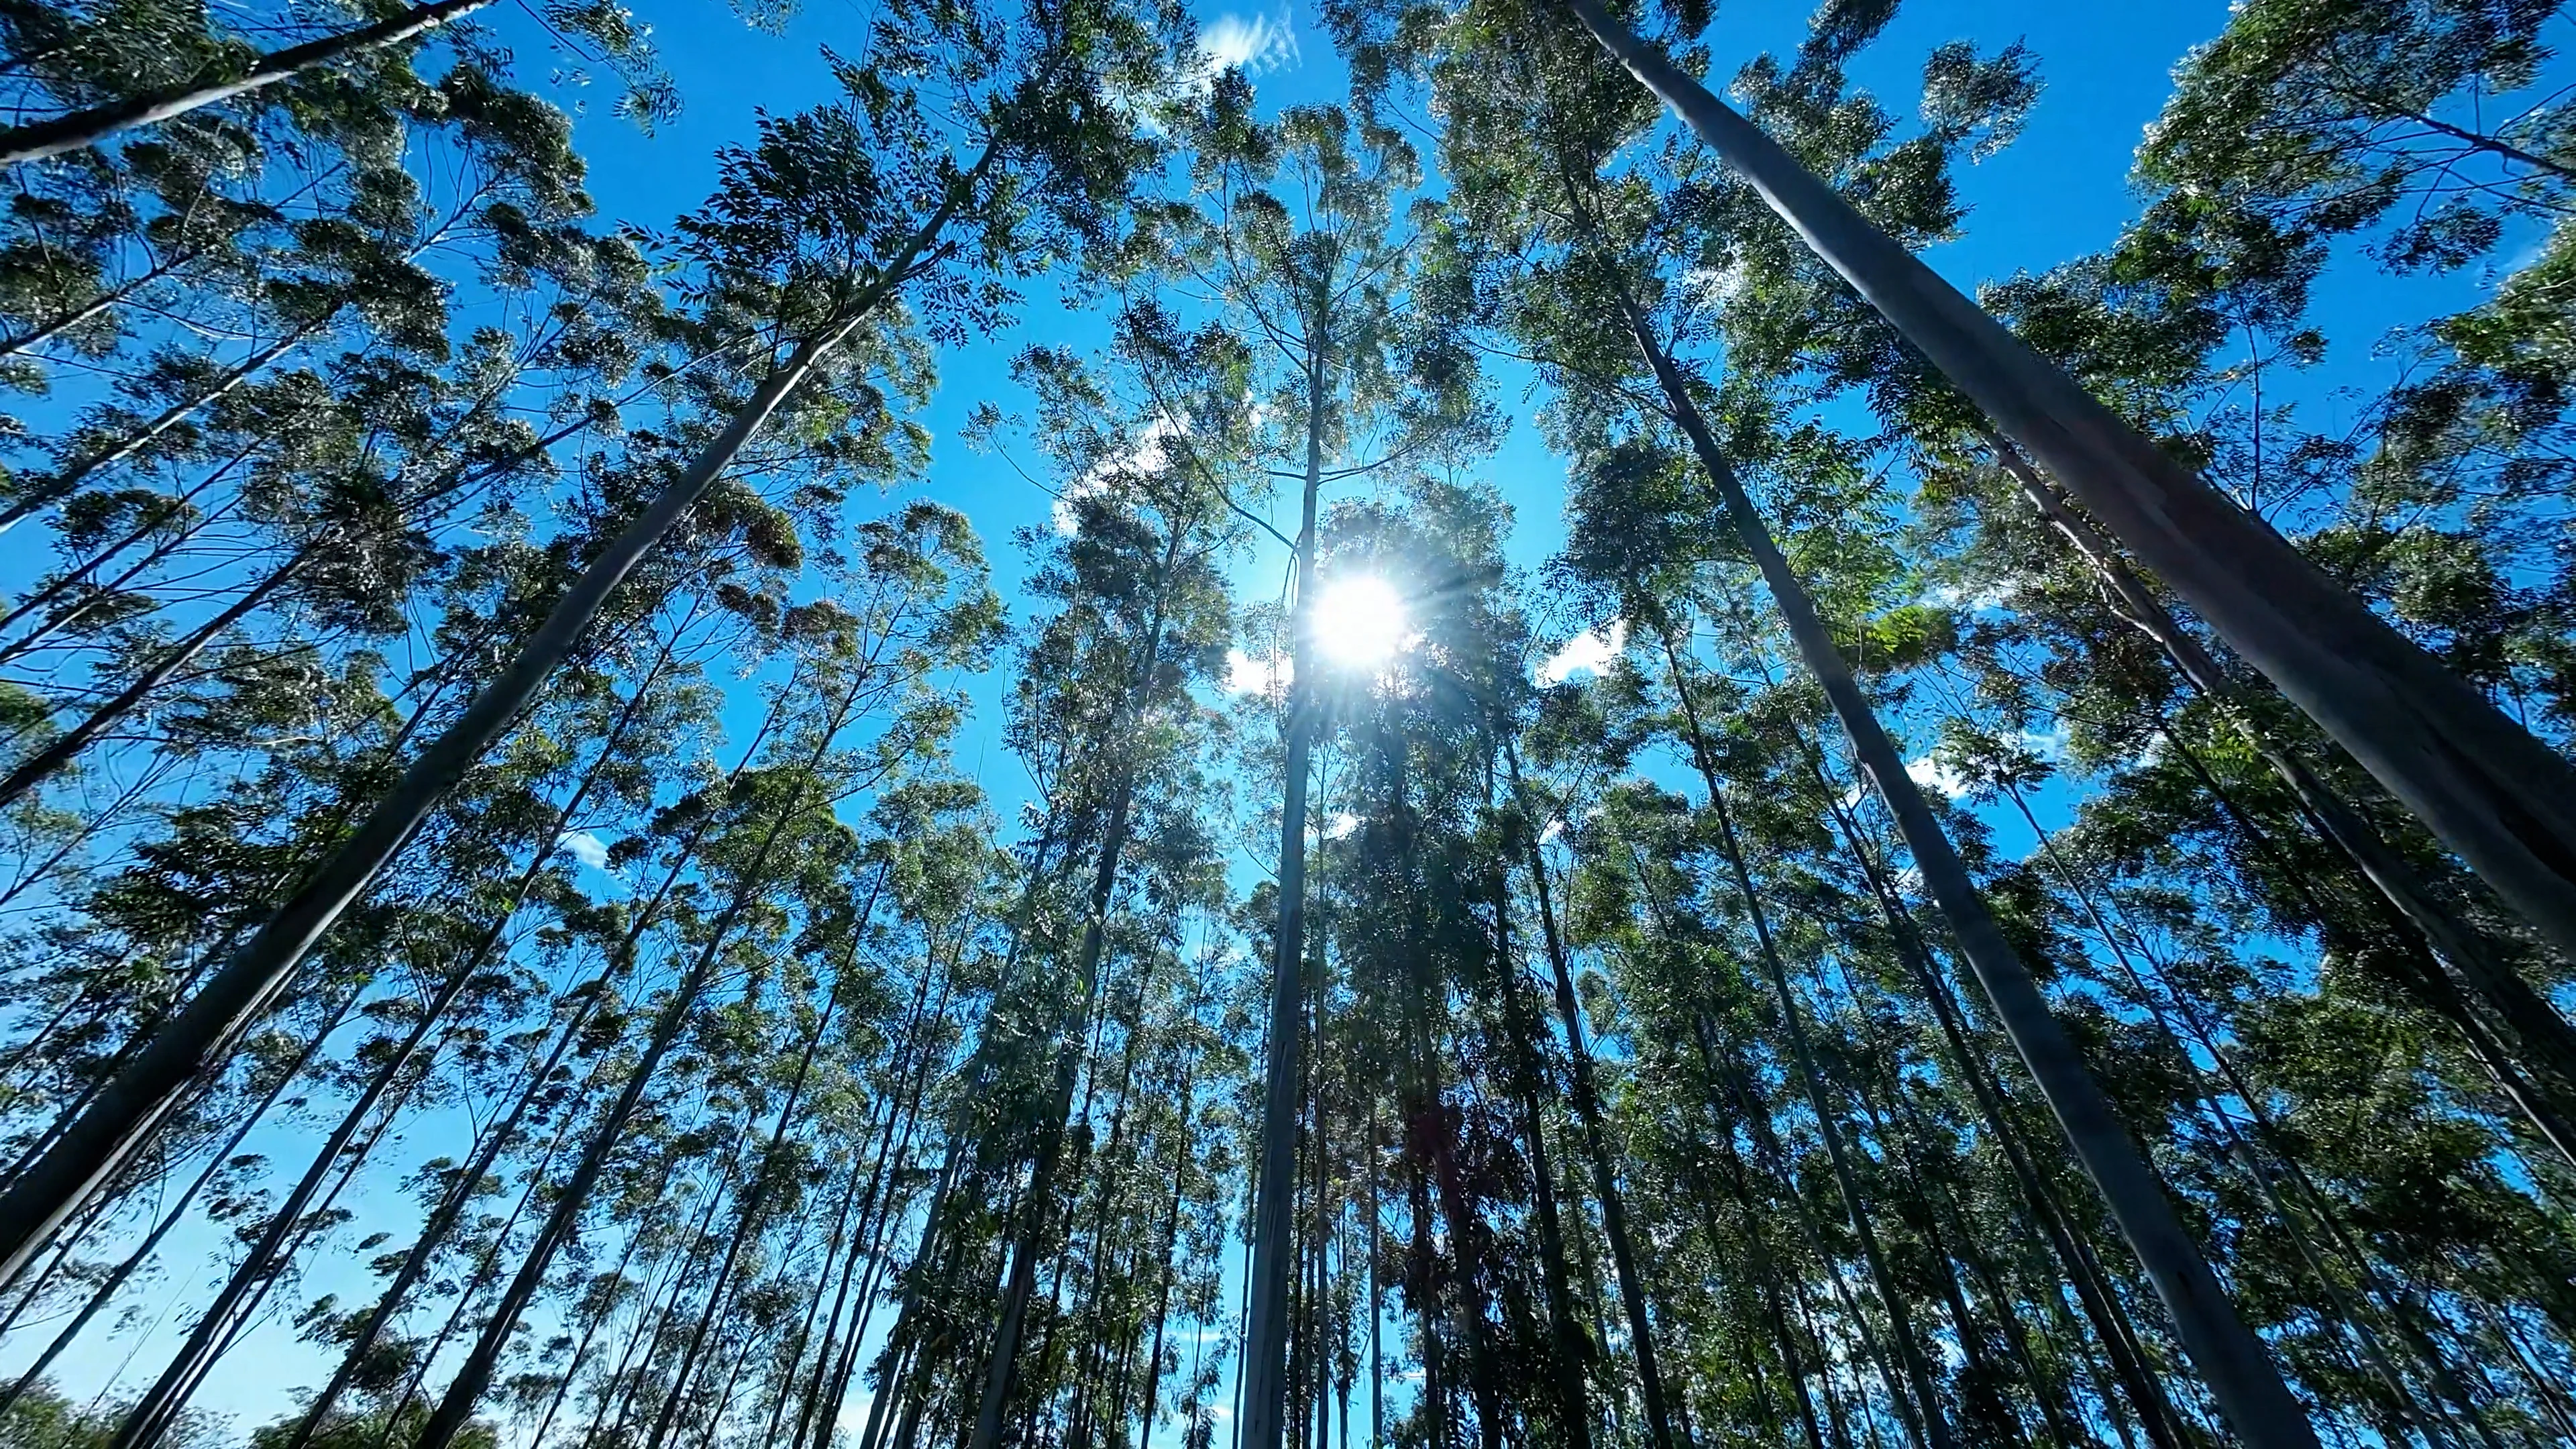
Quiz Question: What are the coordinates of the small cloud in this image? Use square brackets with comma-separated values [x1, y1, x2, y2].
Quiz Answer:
[557, 830, 611, 870]
[2017, 718, 2071, 763]
[1537, 619, 1627, 686]
[1057, 417, 1181, 535]
[1322, 812, 1360, 840]
[1226, 648, 1291, 696]
[1199, 7, 1299, 78]
[1904, 755, 1975, 800]
[1539, 818, 1565, 845]
[1922, 581, 2008, 614]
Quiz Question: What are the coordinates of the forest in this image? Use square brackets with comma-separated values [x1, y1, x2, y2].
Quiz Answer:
[0, 0, 2573, 1445]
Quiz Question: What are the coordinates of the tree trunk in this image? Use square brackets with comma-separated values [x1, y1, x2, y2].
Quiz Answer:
[969, 501, 1197, 1449]
[1566, 0, 2576, 970]
[1502, 745, 1678, 1449]
[109, 640, 681, 1448]
[0, 297, 887, 1279]
[1615, 292, 2316, 1449]
[1491, 857, 1594, 1449]
[641, 867, 892, 1449]
[1243, 336, 1330, 1449]
[0, 0, 497, 166]
[1811, 769, 2186, 1449]
[1660, 635, 1951, 1449]
[414, 649, 878, 1449]
[0, 544, 310, 812]
[1988, 435, 2576, 1120]
[0, 329, 309, 535]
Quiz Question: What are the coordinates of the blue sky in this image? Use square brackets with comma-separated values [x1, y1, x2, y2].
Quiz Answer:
[7, 0, 2552, 1440]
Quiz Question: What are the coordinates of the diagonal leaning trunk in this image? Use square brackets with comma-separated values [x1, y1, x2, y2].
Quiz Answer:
[0, 0, 498, 167]
[0, 321, 847, 1281]
[1609, 287, 2321, 1449]
[1984, 435, 2576, 1143]
[1561, 0, 2576, 971]
[0, 146, 994, 1282]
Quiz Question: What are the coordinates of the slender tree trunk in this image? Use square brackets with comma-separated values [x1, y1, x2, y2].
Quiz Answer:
[0, 231, 955, 1275]
[1658, 637, 1951, 1449]
[1503, 744, 1679, 1449]
[970, 501, 1198, 1449]
[1491, 859, 1593, 1449]
[109, 640, 682, 1449]
[0, 0, 498, 165]
[1811, 770, 2186, 1449]
[0, 988, 349, 1419]
[1244, 335, 1330, 1449]
[1988, 435, 2576, 1123]
[0, 543, 310, 812]
[415, 647, 880, 1449]
[641, 867, 892, 1449]
[1613, 294, 2316, 1449]
[0, 329, 310, 535]
[1564, 0, 2576, 967]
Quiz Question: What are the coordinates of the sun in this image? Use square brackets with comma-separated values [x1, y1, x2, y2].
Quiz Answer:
[1309, 575, 1412, 668]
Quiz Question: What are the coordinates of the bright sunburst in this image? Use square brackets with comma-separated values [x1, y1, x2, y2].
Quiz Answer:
[1309, 575, 1411, 668]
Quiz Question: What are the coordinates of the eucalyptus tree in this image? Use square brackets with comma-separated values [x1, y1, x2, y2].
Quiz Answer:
[0, 0, 1189, 1284]
[1401, 2, 2322, 1440]
[959, 309, 1249, 1449]
[1517, 0, 2576, 973]
[409, 500, 1001, 1449]
[1141, 81, 1495, 1449]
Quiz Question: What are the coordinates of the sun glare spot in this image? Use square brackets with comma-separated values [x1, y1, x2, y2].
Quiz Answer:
[1310, 575, 1411, 668]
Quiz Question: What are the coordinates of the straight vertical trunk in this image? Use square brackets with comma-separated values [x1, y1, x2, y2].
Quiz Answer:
[1243, 338, 1330, 1449]
[1505, 747, 1680, 1449]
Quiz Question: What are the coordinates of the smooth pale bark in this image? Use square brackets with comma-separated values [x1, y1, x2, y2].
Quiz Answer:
[0, 0, 496, 166]
[1988, 437, 2576, 1132]
[0, 986, 354, 1421]
[109, 655, 674, 1449]
[639, 871, 890, 1449]
[272, 712, 775, 1449]
[1243, 341, 1330, 1449]
[1562, 0, 2576, 968]
[0, 545, 310, 812]
[0, 329, 309, 535]
[1812, 771, 2188, 1449]
[0, 182, 983, 1276]
[969, 504, 1197, 1449]
[415, 633, 892, 1449]
[1613, 297, 2317, 1448]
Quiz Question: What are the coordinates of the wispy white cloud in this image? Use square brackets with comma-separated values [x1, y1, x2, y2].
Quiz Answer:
[1226, 648, 1291, 696]
[1322, 812, 1360, 841]
[2017, 718, 2071, 763]
[1536, 619, 1627, 686]
[1921, 580, 2008, 614]
[1199, 7, 1300, 78]
[1905, 755, 1976, 800]
[1056, 416, 1181, 535]
[556, 830, 611, 870]
[1539, 817, 1565, 846]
